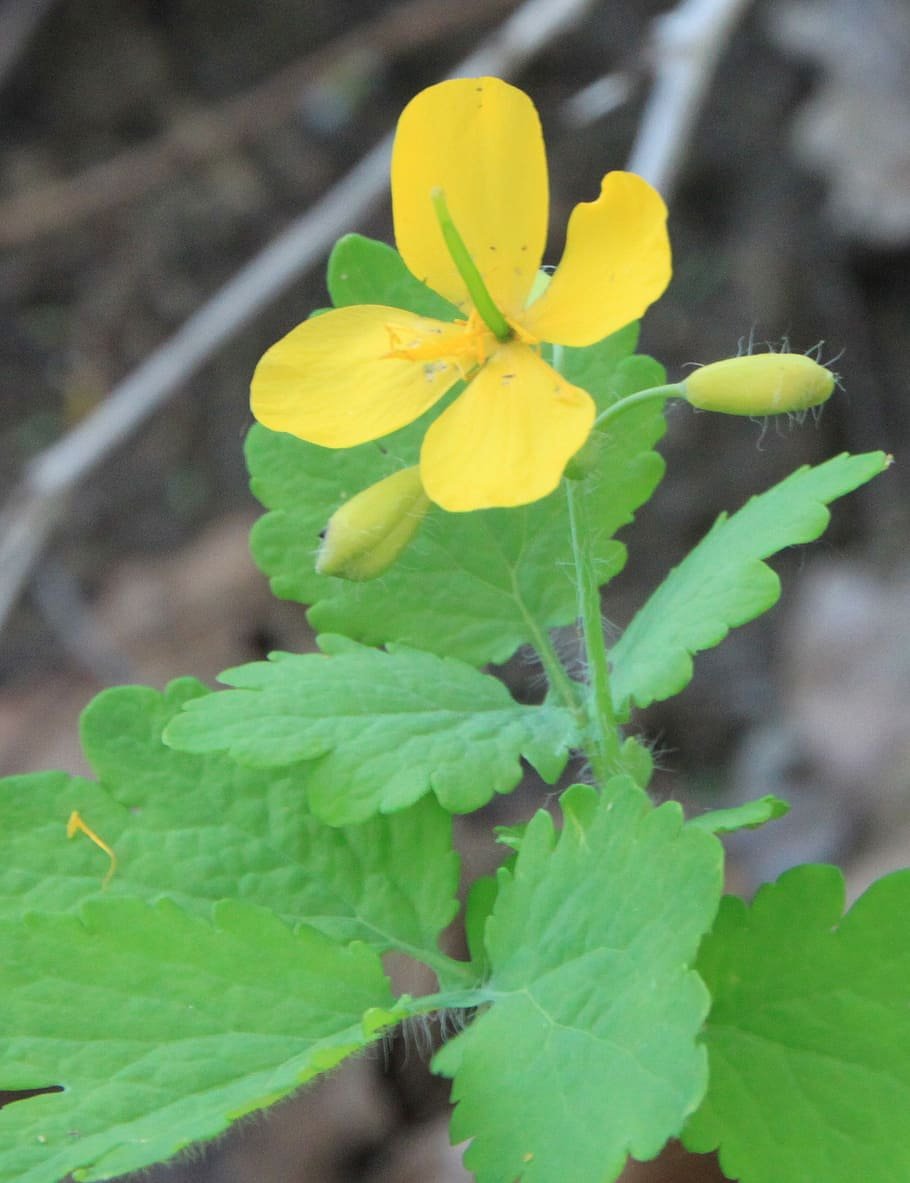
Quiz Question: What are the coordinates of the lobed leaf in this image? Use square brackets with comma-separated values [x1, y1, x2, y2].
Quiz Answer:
[558, 327, 667, 414]
[0, 897, 401, 1183]
[327, 232, 461, 319]
[434, 781, 724, 1183]
[610, 452, 889, 710]
[687, 794, 790, 835]
[0, 679, 460, 956]
[163, 636, 578, 825]
[684, 865, 910, 1183]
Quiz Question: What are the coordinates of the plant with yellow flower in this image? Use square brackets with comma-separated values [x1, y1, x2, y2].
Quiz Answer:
[0, 75, 898, 1183]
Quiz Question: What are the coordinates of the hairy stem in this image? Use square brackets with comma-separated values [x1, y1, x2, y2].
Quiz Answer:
[412, 946, 480, 990]
[565, 478, 623, 786]
[518, 599, 583, 716]
[549, 343, 628, 784]
[594, 383, 683, 429]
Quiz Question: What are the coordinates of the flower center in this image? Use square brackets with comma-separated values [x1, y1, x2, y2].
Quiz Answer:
[383, 190, 543, 378]
[384, 309, 495, 377]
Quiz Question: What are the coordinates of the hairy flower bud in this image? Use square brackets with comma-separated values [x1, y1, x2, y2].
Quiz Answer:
[682, 353, 835, 416]
[316, 466, 430, 581]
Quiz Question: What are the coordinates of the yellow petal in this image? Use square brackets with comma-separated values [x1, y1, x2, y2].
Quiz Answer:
[251, 305, 459, 448]
[523, 171, 671, 347]
[392, 78, 548, 318]
[420, 342, 595, 512]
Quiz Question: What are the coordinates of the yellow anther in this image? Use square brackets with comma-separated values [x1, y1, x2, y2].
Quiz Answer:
[67, 810, 117, 888]
[382, 310, 494, 377]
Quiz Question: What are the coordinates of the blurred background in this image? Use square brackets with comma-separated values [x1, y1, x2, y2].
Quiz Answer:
[1, 0, 909, 1178]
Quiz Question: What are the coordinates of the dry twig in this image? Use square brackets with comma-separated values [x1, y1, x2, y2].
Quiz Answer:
[627, 0, 755, 197]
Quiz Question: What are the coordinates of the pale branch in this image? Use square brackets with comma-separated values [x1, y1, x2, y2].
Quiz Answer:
[562, 70, 639, 127]
[627, 0, 755, 197]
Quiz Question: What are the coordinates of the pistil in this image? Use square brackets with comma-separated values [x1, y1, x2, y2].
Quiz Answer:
[430, 188, 512, 343]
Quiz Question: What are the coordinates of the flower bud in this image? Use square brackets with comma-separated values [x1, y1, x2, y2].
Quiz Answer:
[682, 353, 835, 416]
[316, 466, 430, 581]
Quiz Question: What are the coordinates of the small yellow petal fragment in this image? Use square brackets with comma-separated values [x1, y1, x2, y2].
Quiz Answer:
[683, 353, 835, 415]
[317, 466, 431, 581]
[66, 810, 117, 888]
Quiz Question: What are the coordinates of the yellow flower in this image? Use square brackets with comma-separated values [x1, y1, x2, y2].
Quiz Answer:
[252, 77, 671, 512]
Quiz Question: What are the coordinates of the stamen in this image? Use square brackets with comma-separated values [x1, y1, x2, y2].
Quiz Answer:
[383, 310, 493, 378]
[67, 809, 117, 888]
[430, 189, 511, 343]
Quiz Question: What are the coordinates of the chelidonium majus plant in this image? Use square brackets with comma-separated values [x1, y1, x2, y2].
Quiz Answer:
[0, 77, 903, 1183]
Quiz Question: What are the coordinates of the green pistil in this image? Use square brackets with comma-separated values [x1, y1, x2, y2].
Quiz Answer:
[431, 188, 511, 342]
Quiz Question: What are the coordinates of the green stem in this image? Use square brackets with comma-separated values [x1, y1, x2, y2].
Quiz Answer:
[564, 479, 623, 786]
[547, 343, 629, 785]
[531, 625, 582, 715]
[431, 188, 511, 342]
[411, 946, 479, 990]
[512, 582, 582, 716]
[395, 985, 494, 1019]
[594, 383, 684, 429]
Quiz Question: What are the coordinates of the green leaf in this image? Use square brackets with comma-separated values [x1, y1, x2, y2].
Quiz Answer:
[0, 897, 400, 1183]
[611, 452, 890, 710]
[434, 782, 724, 1183]
[247, 312, 667, 669]
[464, 875, 498, 977]
[327, 232, 461, 320]
[163, 637, 577, 825]
[559, 327, 667, 413]
[684, 865, 910, 1183]
[687, 794, 790, 835]
[0, 680, 460, 956]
